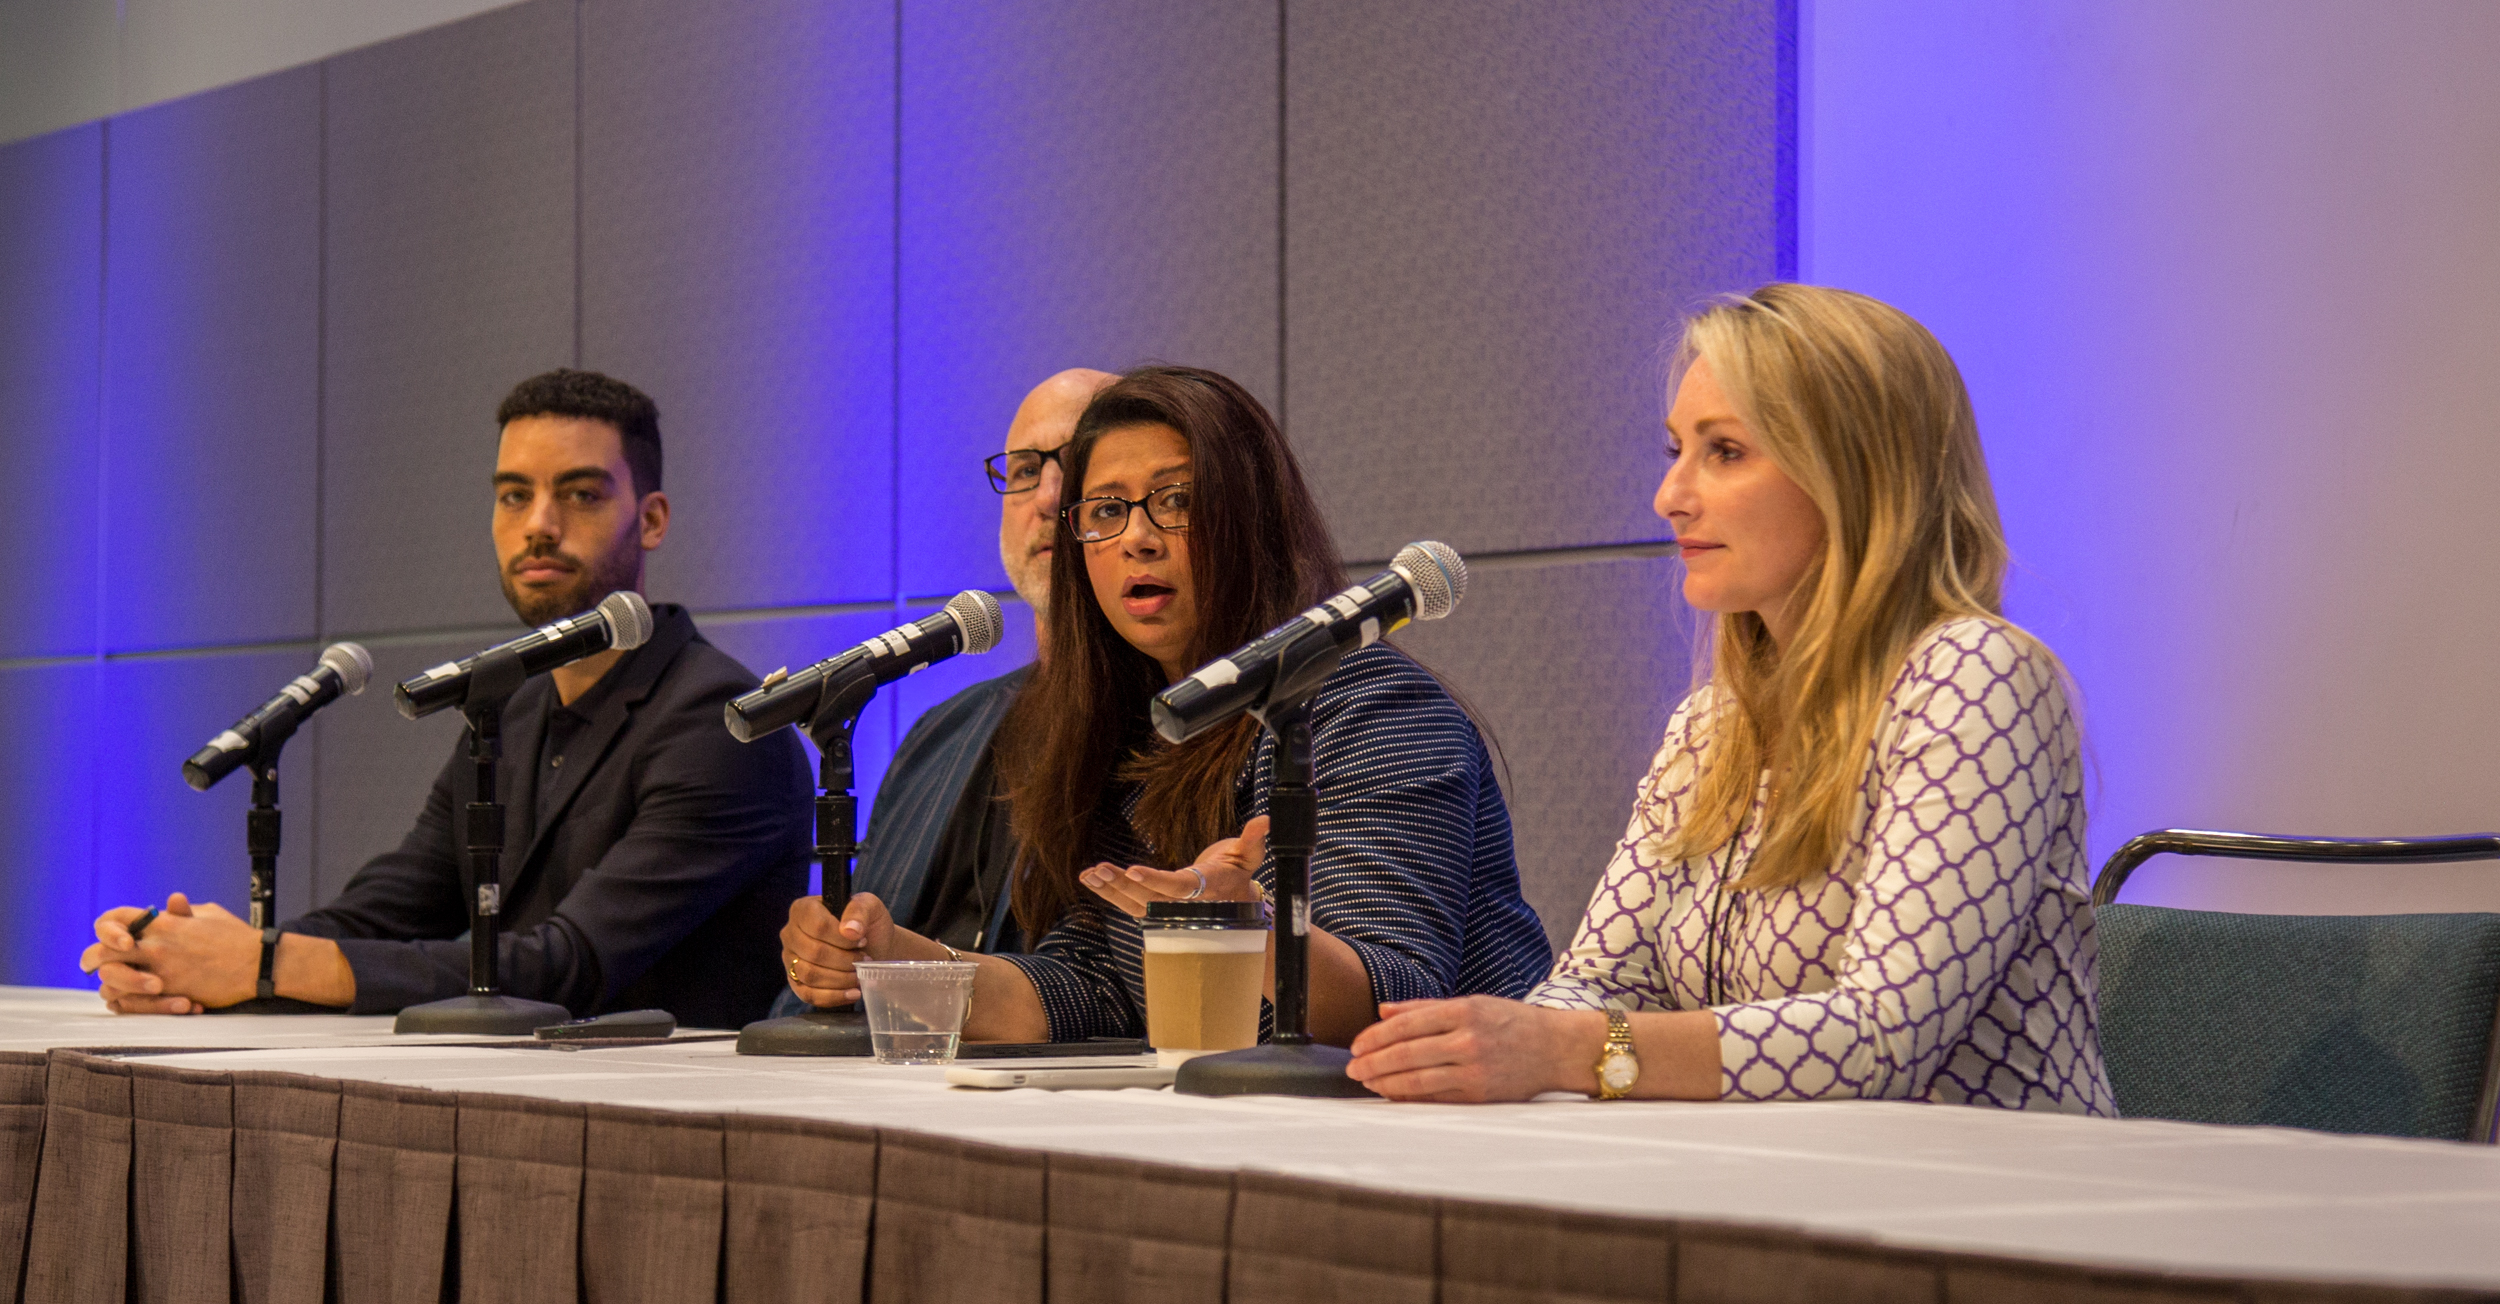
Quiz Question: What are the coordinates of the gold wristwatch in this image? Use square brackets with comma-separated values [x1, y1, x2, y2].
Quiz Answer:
[1594, 1009, 1639, 1100]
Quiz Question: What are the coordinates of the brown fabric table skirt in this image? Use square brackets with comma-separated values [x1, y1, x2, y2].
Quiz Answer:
[3, 1049, 2488, 1304]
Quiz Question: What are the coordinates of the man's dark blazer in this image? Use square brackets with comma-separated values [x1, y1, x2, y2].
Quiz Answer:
[766, 663, 1029, 1019]
[287, 604, 811, 1029]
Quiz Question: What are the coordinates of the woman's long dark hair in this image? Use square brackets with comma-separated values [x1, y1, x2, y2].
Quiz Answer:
[998, 366, 1346, 938]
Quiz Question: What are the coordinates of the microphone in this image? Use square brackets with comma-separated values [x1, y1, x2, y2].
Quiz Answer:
[183, 643, 375, 790]
[394, 591, 655, 720]
[726, 590, 1006, 743]
[1152, 540, 1466, 744]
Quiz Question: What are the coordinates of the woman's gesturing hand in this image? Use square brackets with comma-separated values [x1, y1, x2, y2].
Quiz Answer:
[1081, 815, 1270, 919]
[780, 892, 897, 1007]
[1345, 996, 1606, 1102]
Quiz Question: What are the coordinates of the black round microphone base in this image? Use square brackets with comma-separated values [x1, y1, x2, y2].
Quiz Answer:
[393, 993, 572, 1037]
[736, 1007, 874, 1057]
[1174, 1042, 1377, 1099]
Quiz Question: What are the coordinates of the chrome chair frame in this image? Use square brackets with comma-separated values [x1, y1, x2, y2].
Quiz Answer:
[2091, 828, 2500, 1144]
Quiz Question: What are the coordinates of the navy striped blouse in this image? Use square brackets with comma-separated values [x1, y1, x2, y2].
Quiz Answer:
[998, 644, 1553, 1042]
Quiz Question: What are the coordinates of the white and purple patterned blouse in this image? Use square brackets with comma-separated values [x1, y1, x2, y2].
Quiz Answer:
[1531, 617, 2115, 1115]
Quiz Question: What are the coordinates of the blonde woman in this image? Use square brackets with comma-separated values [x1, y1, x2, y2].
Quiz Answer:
[1345, 284, 2114, 1113]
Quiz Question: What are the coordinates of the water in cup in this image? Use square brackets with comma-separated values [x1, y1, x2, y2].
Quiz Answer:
[854, 960, 978, 1065]
[870, 1029, 959, 1063]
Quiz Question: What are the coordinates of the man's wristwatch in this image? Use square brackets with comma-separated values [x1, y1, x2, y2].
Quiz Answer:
[257, 927, 280, 1001]
[1593, 1009, 1640, 1100]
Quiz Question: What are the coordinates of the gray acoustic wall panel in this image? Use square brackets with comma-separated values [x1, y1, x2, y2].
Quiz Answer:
[321, 0, 577, 639]
[0, 124, 102, 659]
[897, 0, 1281, 599]
[306, 635, 476, 907]
[583, 0, 898, 613]
[1286, 0, 1785, 563]
[95, 651, 321, 923]
[0, 663, 99, 986]
[1391, 555, 1694, 951]
[102, 67, 322, 653]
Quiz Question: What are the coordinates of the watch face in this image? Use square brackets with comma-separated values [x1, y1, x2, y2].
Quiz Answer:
[1599, 1050, 1638, 1093]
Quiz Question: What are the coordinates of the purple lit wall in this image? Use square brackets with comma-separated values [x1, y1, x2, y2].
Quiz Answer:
[1808, 1, 2500, 914]
[0, 0, 1789, 987]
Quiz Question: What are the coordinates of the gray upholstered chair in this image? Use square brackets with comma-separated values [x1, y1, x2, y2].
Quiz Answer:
[2092, 829, 2500, 1143]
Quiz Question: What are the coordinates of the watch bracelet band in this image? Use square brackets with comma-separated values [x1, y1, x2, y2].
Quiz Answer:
[1596, 1008, 1636, 1100]
[257, 927, 279, 1001]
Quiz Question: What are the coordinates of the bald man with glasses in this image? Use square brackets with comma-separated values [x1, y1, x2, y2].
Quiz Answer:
[768, 370, 1114, 1012]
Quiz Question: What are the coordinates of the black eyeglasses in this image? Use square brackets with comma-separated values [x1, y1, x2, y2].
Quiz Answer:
[1062, 483, 1192, 542]
[984, 447, 1067, 495]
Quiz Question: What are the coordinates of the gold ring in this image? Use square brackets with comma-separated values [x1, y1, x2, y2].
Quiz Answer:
[786, 959, 799, 981]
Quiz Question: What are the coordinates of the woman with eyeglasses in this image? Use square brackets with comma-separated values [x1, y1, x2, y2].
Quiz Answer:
[778, 365, 1551, 1045]
[1343, 285, 2114, 1112]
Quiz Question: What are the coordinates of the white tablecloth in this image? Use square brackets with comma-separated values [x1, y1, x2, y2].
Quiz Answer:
[11, 985, 2499, 1291]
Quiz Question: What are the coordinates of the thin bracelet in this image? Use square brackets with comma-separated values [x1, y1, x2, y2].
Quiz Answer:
[940, 942, 971, 1015]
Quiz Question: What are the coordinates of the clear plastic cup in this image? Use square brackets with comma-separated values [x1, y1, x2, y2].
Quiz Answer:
[854, 960, 978, 1065]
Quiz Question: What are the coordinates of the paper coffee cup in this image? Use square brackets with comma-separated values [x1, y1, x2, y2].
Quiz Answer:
[1142, 901, 1268, 1067]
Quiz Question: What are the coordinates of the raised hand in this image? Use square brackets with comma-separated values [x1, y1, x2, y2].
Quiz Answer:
[1080, 815, 1270, 919]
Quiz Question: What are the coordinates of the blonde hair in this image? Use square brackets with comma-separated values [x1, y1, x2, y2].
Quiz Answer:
[1664, 283, 2050, 890]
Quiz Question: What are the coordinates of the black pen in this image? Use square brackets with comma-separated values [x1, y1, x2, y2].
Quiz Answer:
[82, 905, 161, 974]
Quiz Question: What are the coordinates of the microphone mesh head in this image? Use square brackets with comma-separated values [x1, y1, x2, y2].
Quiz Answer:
[599, 591, 655, 650]
[1390, 541, 1467, 621]
[944, 589, 1006, 654]
[321, 642, 375, 695]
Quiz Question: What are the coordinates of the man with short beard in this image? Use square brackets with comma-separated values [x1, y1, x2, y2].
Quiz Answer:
[766, 369, 1114, 1011]
[83, 370, 811, 1029]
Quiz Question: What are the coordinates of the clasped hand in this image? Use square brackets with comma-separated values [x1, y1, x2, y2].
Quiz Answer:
[82, 893, 260, 1014]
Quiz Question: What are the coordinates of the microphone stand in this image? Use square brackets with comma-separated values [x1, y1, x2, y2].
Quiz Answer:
[737, 680, 878, 1056]
[394, 649, 569, 1035]
[1176, 636, 1375, 1098]
[205, 736, 311, 1014]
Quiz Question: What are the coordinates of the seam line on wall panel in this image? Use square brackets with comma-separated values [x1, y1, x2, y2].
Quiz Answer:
[1774, 0, 1800, 281]
[91, 117, 111, 934]
[315, 61, 328, 641]
[312, 60, 333, 895]
[572, 0, 584, 368]
[891, 0, 905, 758]
[0, 540, 1679, 675]
[1276, 0, 1288, 428]
[95, 120, 112, 659]
[0, 597, 930, 672]
[1343, 539, 1680, 573]
[891, 0, 904, 615]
